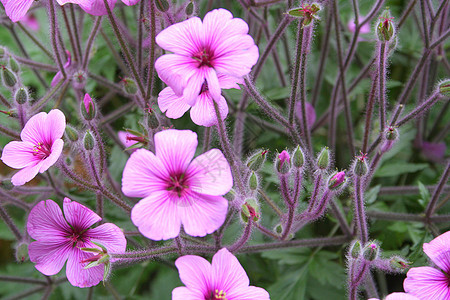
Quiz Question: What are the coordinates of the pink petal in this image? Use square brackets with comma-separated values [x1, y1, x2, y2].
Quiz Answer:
[86, 223, 127, 254]
[131, 192, 181, 240]
[296, 101, 316, 128]
[29, 239, 72, 276]
[122, 148, 168, 198]
[182, 67, 207, 106]
[121, 0, 140, 5]
[38, 138, 64, 172]
[423, 231, 450, 272]
[190, 92, 228, 127]
[20, 111, 47, 144]
[175, 255, 212, 295]
[154, 129, 198, 175]
[205, 67, 221, 102]
[68, 0, 117, 16]
[118, 131, 138, 149]
[158, 87, 191, 119]
[155, 16, 203, 56]
[66, 246, 103, 288]
[4, 0, 34, 22]
[211, 248, 250, 293]
[178, 191, 228, 237]
[1, 141, 40, 169]
[44, 109, 66, 143]
[27, 199, 71, 241]
[155, 54, 198, 96]
[172, 287, 204, 299]
[186, 149, 233, 196]
[218, 74, 243, 89]
[230, 286, 271, 300]
[385, 293, 419, 300]
[51, 71, 63, 87]
[11, 161, 43, 186]
[404, 266, 450, 300]
[213, 44, 259, 78]
[20, 109, 66, 145]
[63, 198, 101, 232]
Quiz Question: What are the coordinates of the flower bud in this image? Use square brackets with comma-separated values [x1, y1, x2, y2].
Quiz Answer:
[376, 10, 395, 42]
[292, 145, 304, 168]
[274, 223, 283, 235]
[14, 87, 28, 105]
[81, 93, 96, 121]
[349, 240, 362, 259]
[380, 126, 399, 153]
[15, 242, 29, 263]
[248, 171, 259, 191]
[121, 77, 138, 95]
[389, 256, 410, 271]
[276, 150, 291, 174]
[287, 3, 321, 26]
[185, 1, 194, 16]
[246, 149, 268, 171]
[362, 241, 380, 261]
[241, 198, 260, 223]
[353, 153, 369, 177]
[1, 66, 17, 88]
[155, 0, 169, 12]
[65, 125, 79, 142]
[438, 79, 450, 97]
[83, 130, 95, 151]
[147, 106, 160, 129]
[317, 147, 330, 170]
[328, 170, 347, 191]
[9, 57, 20, 73]
[73, 70, 87, 90]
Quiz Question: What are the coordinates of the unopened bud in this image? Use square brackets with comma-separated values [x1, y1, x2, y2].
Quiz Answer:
[287, 3, 321, 26]
[15, 242, 29, 263]
[377, 10, 395, 42]
[83, 130, 95, 151]
[362, 241, 380, 261]
[380, 126, 399, 153]
[65, 125, 79, 142]
[121, 77, 138, 95]
[274, 223, 283, 235]
[317, 147, 330, 170]
[73, 70, 87, 90]
[14, 87, 28, 105]
[353, 153, 369, 176]
[438, 79, 450, 97]
[276, 150, 291, 174]
[389, 256, 410, 271]
[246, 149, 268, 171]
[81, 93, 96, 121]
[349, 240, 362, 259]
[292, 145, 304, 168]
[155, 0, 169, 12]
[241, 198, 260, 223]
[248, 171, 259, 191]
[9, 57, 20, 73]
[185, 1, 194, 16]
[328, 170, 346, 191]
[147, 109, 159, 129]
[1, 66, 17, 87]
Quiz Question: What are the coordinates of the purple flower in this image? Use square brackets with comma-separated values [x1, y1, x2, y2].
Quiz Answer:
[369, 293, 419, 300]
[158, 74, 239, 127]
[27, 198, 126, 288]
[122, 129, 233, 240]
[295, 101, 316, 128]
[1, 109, 66, 186]
[421, 141, 446, 162]
[404, 231, 450, 299]
[347, 18, 371, 34]
[22, 13, 40, 31]
[57, 0, 117, 16]
[173, 248, 270, 299]
[155, 8, 259, 120]
[51, 51, 71, 87]
[0, 0, 35, 22]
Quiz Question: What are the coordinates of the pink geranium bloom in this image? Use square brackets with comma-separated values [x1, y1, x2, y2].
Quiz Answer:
[22, 13, 40, 31]
[122, 129, 232, 240]
[155, 8, 259, 109]
[404, 231, 450, 299]
[57, 0, 117, 16]
[158, 74, 239, 127]
[51, 51, 72, 87]
[0, 0, 35, 22]
[1, 109, 66, 186]
[27, 198, 126, 288]
[369, 293, 419, 300]
[173, 248, 270, 299]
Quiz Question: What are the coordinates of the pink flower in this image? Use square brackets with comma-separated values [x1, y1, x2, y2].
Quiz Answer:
[22, 13, 40, 31]
[0, 0, 35, 22]
[158, 74, 239, 127]
[121, 0, 140, 5]
[27, 198, 126, 288]
[295, 101, 316, 128]
[421, 141, 446, 162]
[51, 51, 72, 87]
[404, 231, 450, 299]
[348, 18, 371, 34]
[173, 248, 270, 299]
[122, 129, 232, 240]
[369, 293, 419, 300]
[155, 8, 259, 118]
[57, 0, 117, 16]
[1, 109, 66, 186]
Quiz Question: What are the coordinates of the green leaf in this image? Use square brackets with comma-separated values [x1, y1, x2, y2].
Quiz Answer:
[374, 163, 428, 177]
[365, 185, 381, 204]
[268, 266, 308, 300]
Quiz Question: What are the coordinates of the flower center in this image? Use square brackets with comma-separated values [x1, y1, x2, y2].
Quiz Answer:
[193, 48, 213, 68]
[167, 174, 189, 197]
[66, 231, 87, 247]
[32, 142, 52, 160]
[206, 289, 227, 300]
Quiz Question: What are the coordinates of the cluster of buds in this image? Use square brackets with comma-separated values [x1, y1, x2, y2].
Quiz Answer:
[287, 3, 321, 26]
